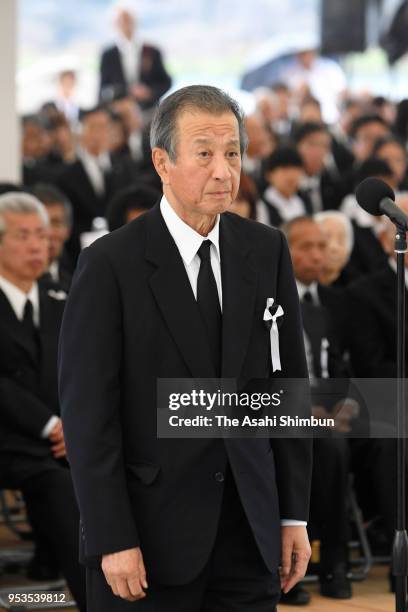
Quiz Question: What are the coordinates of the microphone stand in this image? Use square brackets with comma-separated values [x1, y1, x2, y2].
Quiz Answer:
[392, 224, 408, 612]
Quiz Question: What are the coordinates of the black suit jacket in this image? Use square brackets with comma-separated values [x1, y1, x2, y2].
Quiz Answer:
[0, 286, 66, 461]
[348, 264, 407, 377]
[299, 170, 346, 212]
[59, 205, 312, 584]
[58, 158, 129, 261]
[99, 44, 171, 108]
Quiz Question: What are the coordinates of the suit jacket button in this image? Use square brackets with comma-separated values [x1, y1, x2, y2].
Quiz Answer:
[214, 472, 224, 482]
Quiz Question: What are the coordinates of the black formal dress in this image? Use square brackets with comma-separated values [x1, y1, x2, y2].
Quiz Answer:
[59, 205, 312, 611]
[0, 285, 86, 611]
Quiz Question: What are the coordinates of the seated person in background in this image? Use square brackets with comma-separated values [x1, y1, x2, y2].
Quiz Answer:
[109, 91, 148, 164]
[0, 193, 85, 610]
[340, 158, 391, 276]
[106, 183, 159, 231]
[282, 215, 353, 603]
[348, 202, 408, 378]
[294, 122, 345, 212]
[315, 210, 356, 288]
[30, 183, 74, 291]
[21, 115, 58, 187]
[243, 113, 277, 192]
[108, 111, 129, 157]
[58, 106, 131, 260]
[347, 210, 408, 588]
[373, 135, 408, 192]
[228, 173, 257, 220]
[297, 96, 322, 124]
[349, 114, 390, 164]
[259, 147, 308, 226]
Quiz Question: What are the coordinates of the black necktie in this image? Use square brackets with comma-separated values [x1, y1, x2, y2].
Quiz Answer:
[197, 240, 222, 376]
[302, 290, 314, 305]
[22, 299, 40, 360]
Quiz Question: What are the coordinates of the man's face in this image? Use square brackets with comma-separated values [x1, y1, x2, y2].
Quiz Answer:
[116, 10, 135, 39]
[81, 111, 110, 156]
[289, 220, 326, 285]
[245, 115, 275, 160]
[22, 122, 48, 159]
[112, 97, 142, 133]
[44, 203, 71, 262]
[377, 142, 407, 186]
[297, 130, 330, 176]
[0, 212, 49, 284]
[154, 111, 242, 217]
[352, 121, 389, 161]
[318, 217, 349, 278]
[266, 166, 304, 198]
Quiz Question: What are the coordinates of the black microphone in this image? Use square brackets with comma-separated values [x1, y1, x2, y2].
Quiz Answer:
[355, 177, 408, 230]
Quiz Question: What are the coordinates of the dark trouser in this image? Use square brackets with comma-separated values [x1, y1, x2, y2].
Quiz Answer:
[86, 469, 280, 611]
[1, 454, 86, 612]
[350, 438, 408, 546]
[309, 437, 350, 571]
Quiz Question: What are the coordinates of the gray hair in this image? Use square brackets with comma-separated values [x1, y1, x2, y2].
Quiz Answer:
[314, 210, 354, 256]
[0, 192, 49, 242]
[150, 85, 248, 162]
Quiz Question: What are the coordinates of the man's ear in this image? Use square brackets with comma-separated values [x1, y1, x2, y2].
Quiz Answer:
[152, 147, 172, 185]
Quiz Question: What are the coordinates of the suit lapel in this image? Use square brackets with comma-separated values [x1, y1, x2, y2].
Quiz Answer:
[219, 214, 258, 378]
[145, 205, 216, 377]
[0, 290, 38, 366]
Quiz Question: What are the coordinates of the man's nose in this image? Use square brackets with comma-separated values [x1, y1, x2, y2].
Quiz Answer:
[211, 154, 231, 181]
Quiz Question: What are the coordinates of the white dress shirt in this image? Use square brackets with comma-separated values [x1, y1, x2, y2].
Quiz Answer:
[77, 147, 111, 197]
[117, 35, 141, 85]
[160, 196, 222, 308]
[0, 275, 59, 438]
[160, 196, 306, 526]
[263, 186, 306, 223]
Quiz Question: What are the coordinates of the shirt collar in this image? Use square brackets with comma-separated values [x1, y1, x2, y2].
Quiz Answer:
[296, 280, 319, 303]
[160, 195, 220, 266]
[0, 275, 39, 324]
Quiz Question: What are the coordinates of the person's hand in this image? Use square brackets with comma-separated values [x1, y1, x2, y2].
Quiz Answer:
[102, 547, 147, 602]
[280, 525, 311, 593]
[48, 418, 66, 459]
[131, 83, 152, 101]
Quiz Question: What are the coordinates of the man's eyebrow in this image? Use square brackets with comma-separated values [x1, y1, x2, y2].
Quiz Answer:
[192, 137, 240, 146]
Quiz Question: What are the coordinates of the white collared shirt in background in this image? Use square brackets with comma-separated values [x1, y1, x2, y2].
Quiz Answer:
[263, 186, 306, 223]
[117, 35, 141, 85]
[77, 147, 111, 196]
[0, 275, 40, 325]
[0, 275, 59, 438]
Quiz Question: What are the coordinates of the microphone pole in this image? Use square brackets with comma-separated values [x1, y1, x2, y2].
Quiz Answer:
[393, 224, 408, 612]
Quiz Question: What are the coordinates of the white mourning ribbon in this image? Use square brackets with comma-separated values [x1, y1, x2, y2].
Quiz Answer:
[320, 337, 330, 379]
[263, 298, 284, 372]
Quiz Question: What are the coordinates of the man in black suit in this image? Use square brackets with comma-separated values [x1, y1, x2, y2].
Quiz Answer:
[295, 123, 346, 213]
[347, 215, 408, 578]
[58, 106, 132, 261]
[99, 6, 171, 110]
[59, 85, 312, 611]
[31, 183, 75, 292]
[284, 216, 353, 601]
[0, 192, 86, 610]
